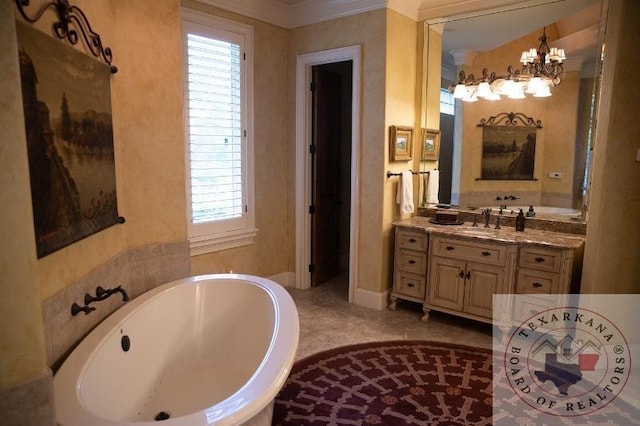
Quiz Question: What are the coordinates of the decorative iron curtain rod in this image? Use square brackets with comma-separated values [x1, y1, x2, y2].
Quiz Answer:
[386, 170, 436, 179]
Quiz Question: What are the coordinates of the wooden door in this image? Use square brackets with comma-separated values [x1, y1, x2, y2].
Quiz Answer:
[428, 256, 465, 311]
[463, 262, 504, 319]
[439, 112, 454, 204]
[311, 66, 342, 285]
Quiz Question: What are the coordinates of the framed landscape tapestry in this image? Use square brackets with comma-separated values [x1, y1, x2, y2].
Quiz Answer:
[478, 112, 542, 180]
[16, 21, 120, 258]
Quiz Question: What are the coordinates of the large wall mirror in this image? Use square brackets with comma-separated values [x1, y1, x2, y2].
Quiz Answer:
[420, 0, 608, 223]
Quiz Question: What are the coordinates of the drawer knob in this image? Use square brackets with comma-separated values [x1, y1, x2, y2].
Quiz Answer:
[407, 283, 415, 288]
[535, 257, 546, 263]
[532, 282, 543, 288]
[409, 238, 417, 243]
[446, 246, 455, 251]
[481, 251, 491, 256]
[459, 270, 465, 278]
[408, 260, 416, 264]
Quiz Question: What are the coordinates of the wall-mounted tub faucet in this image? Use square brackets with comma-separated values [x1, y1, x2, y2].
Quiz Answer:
[72, 285, 129, 317]
[71, 303, 96, 316]
[84, 285, 129, 305]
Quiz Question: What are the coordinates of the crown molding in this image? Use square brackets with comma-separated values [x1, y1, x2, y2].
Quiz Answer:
[387, 0, 421, 22]
[192, 0, 291, 28]
[419, 0, 558, 22]
[288, 0, 387, 28]
[192, 0, 532, 28]
[193, 0, 423, 28]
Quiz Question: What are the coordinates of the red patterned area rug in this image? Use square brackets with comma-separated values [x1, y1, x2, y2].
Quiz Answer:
[273, 340, 493, 425]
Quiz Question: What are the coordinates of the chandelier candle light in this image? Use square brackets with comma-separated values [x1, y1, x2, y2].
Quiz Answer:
[451, 27, 566, 102]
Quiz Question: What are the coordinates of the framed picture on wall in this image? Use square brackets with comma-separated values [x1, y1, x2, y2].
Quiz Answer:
[389, 125, 413, 161]
[421, 128, 440, 161]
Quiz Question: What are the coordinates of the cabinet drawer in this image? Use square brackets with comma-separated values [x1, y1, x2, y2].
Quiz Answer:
[519, 246, 563, 273]
[395, 249, 427, 274]
[513, 294, 559, 322]
[394, 271, 426, 299]
[396, 229, 428, 251]
[431, 237, 506, 266]
[516, 269, 560, 294]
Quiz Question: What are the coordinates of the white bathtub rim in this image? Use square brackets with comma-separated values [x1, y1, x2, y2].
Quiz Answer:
[53, 274, 299, 426]
[482, 205, 582, 216]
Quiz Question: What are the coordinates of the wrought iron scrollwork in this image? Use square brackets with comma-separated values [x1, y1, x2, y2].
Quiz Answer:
[477, 112, 542, 128]
[15, 0, 117, 73]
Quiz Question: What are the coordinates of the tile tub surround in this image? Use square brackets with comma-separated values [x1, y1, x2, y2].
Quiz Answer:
[418, 206, 587, 235]
[41, 240, 190, 370]
[0, 370, 55, 426]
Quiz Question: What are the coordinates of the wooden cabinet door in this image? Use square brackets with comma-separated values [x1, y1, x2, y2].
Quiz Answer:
[428, 256, 465, 311]
[463, 262, 504, 319]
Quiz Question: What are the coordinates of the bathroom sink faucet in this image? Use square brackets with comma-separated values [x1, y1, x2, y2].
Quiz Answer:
[482, 208, 491, 228]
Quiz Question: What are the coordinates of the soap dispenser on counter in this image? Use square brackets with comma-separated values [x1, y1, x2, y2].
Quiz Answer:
[516, 209, 526, 232]
[526, 205, 535, 218]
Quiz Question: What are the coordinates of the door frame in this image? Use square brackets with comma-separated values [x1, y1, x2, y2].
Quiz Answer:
[295, 45, 361, 302]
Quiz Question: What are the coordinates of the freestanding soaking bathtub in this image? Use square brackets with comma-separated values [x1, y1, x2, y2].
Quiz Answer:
[53, 274, 299, 425]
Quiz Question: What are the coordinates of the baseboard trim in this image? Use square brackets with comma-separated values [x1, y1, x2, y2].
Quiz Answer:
[353, 287, 390, 311]
[268, 271, 296, 288]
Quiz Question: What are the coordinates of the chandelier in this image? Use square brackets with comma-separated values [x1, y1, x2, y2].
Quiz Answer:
[451, 27, 566, 102]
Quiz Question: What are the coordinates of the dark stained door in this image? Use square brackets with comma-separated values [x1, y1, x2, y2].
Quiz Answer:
[311, 66, 342, 285]
[439, 112, 454, 204]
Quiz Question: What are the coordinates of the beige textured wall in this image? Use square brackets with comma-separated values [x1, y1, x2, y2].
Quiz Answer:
[289, 10, 388, 292]
[419, 24, 442, 186]
[383, 10, 420, 289]
[11, 0, 188, 302]
[3, 0, 186, 389]
[581, 0, 640, 293]
[111, 0, 187, 248]
[0, 1, 47, 391]
[182, 1, 290, 277]
[457, 27, 579, 208]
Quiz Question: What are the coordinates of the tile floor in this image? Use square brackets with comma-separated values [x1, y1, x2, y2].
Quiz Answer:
[286, 273, 493, 360]
[287, 276, 640, 416]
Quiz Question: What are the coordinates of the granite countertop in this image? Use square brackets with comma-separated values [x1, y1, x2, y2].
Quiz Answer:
[394, 216, 585, 249]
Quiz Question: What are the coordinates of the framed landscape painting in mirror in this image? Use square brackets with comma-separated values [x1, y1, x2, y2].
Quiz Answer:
[422, 128, 440, 161]
[478, 112, 541, 181]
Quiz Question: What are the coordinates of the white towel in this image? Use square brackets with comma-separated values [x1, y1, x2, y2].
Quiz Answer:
[396, 171, 414, 214]
[427, 169, 439, 205]
[418, 173, 426, 207]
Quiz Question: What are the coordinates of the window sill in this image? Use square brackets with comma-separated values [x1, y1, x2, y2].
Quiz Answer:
[189, 227, 258, 256]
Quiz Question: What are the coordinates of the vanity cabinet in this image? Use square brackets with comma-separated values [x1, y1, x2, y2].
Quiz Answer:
[389, 228, 429, 316]
[426, 236, 515, 323]
[391, 217, 584, 326]
[512, 245, 579, 321]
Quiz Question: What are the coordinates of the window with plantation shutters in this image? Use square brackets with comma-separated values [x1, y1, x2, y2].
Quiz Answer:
[182, 9, 256, 255]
